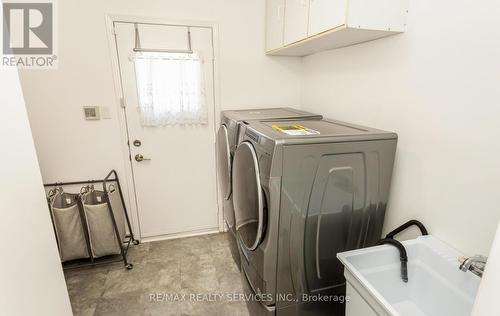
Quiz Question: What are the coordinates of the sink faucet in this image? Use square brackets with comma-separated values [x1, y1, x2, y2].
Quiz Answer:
[459, 255, 488, 277]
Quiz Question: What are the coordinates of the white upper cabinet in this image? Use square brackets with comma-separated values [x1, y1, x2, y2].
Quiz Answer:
[266, 0, 286, 51]
[308, 0, 347, 36]
[266, 0, 409, 56]
[283, 0, 310, 46]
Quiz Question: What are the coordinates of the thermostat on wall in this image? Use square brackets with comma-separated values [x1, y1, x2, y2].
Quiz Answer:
[83, 106, 100, 120]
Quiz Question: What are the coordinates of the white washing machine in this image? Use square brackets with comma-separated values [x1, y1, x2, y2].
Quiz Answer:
[216, 108, 322, 268]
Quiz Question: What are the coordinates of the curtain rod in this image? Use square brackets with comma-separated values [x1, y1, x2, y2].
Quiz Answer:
[114, 20, 212, 29]
[133, 48, 193, 54]
[134, 23, 193, 54]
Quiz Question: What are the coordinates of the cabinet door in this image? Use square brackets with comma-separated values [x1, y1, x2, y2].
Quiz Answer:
[284, 0, 310, 45]
[266, 0, 286, 52]
[308, 0, 347, 36]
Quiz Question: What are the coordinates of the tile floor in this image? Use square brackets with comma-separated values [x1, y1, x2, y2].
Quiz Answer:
[64, 233, 250, 316]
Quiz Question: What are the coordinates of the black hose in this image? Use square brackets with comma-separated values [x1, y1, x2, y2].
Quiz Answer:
[386, 220, 428, 239]
[377, 238, 409, 283]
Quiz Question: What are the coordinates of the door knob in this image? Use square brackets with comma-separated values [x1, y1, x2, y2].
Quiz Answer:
[135, 154, 151, 162]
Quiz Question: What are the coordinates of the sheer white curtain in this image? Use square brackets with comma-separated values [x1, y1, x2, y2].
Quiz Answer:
[133, 52, 207, 126]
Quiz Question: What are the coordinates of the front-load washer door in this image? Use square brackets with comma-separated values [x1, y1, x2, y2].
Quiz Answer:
[232, 141, 264, 251]
[216, 125, 232, 200]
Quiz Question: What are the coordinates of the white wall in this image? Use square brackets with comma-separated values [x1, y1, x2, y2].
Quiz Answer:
[472, 221, 500, 315]
[0, 68, 72, 315]
[301, 0, 500, 255]
[19, 0, 302, 227]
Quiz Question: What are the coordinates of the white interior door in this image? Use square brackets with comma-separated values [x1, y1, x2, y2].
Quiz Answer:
[114, 22, 218, 239]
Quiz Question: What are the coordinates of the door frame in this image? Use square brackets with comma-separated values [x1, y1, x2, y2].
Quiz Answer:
[105, 14, 224, 241]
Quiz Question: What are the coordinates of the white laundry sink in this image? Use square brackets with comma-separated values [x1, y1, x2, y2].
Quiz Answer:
[337, 236, 481, 316]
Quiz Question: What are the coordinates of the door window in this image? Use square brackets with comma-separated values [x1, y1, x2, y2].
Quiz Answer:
[133, 52, 207, 126]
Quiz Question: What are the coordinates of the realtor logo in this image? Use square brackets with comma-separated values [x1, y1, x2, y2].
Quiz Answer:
[2, 1, 57, 68]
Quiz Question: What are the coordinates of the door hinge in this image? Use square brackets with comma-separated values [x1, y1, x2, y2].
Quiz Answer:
[120, 97, 126, 108]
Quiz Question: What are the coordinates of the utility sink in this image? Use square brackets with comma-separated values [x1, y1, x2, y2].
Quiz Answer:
[337, 236, 481, 316]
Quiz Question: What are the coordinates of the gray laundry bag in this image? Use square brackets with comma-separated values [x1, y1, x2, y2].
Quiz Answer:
[50, 192, 90, 262]
[82, 188, 126, 258]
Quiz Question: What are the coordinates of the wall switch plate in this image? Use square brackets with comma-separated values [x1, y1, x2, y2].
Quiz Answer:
[100, 106, 112, 119]
[83, 106, 100, 120]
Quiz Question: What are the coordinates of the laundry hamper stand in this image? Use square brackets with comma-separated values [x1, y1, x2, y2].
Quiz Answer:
[45, 169, 139, 270]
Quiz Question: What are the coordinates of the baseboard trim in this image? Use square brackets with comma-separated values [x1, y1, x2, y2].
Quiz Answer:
[140, 227, 221, 243]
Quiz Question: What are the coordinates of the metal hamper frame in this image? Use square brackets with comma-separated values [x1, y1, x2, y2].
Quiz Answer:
[44, 169, 139, 270]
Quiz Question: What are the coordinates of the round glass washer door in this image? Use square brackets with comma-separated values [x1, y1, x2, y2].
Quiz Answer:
[232, 141, 264, 251]
[216, 125, 232, 200]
